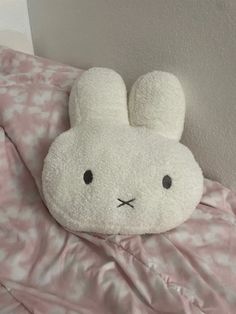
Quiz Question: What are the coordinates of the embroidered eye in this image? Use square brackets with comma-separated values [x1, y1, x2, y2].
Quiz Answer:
[83, 170, 93, 184]
[162, 175, 172, 189]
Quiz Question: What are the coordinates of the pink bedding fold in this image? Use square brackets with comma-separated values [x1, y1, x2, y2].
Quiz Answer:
[0, 46, 236, 313]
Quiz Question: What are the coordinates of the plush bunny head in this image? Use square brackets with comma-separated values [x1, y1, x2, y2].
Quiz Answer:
[42, 68, 203, 234]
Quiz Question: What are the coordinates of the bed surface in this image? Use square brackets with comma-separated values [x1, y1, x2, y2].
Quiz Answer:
[0, 47, 236, 313]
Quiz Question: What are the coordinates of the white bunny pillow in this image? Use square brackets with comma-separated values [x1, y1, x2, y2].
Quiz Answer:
[42, 68, 203, 234]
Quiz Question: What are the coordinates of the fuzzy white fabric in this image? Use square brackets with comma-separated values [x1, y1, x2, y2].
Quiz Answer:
[42, 68, 203, 234]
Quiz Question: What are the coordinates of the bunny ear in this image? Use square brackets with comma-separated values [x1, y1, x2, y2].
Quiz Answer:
[69, 67, 128, 127]
[128, 71, 185, 141]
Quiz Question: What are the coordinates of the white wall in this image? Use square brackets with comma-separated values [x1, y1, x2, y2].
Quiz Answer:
[0, 0, 33, 53]
[28, 0, 236, 190]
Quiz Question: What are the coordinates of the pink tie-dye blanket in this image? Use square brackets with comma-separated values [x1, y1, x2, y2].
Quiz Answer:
[0, 46, 236, 314]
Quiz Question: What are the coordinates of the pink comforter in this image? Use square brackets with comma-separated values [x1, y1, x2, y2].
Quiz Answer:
[0, 46, 236, 314]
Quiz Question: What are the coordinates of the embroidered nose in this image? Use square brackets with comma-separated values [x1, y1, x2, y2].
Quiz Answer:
[117, 198, 135, 208]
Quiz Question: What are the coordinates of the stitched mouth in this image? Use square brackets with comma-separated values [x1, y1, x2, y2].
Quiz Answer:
[117, 198, 135, 208]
